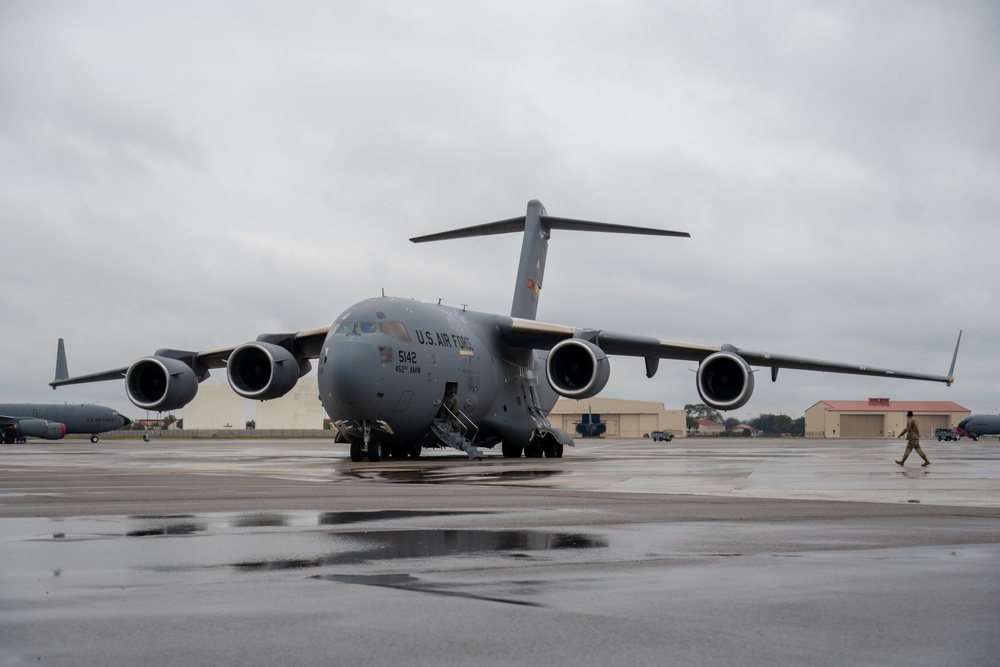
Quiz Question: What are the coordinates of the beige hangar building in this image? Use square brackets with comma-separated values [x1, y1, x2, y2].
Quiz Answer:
[548, 398, 686, 439]
[183, 379, 685, 439]
[804, 397, 970, 438]
[183, 377, 326, 431]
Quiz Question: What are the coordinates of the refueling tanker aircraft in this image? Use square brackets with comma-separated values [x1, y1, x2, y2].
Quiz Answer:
[0, 403, 130, 444]
[957, 415, 1000, 441]
[1, 340, 132, 443]
[51, 200, 961, 461]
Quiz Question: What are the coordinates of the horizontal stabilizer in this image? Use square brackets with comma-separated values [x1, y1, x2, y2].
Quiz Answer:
[411, 200, 690, 320]
[410, 214, 690, 243]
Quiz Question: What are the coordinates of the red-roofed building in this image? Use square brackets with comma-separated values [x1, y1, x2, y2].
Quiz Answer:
[695, 419, 725, 436]
[804, 397, 970, 438]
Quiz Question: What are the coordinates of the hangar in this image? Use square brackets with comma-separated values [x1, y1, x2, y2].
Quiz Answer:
[182, 380, 687, 439]
[804, 397, 970, 438]
[548, 398, 686, 439]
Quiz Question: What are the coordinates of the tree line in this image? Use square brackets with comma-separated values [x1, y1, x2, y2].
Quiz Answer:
[684, 403, 805, 436]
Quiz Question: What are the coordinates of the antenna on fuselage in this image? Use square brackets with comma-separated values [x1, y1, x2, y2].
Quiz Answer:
[410, 200, 690, 321]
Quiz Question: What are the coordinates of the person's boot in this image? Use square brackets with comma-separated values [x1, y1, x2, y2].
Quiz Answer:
[921, 459, 930, 467]
[895, 460, 905, 466]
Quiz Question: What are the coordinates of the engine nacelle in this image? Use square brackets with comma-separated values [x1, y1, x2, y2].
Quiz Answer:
[14, 418, 66, 440]
[126, 356, 199, 412]
[227, 342, 300, 400]
[545, 339, 611, 399]
[696, 350, 755, 411]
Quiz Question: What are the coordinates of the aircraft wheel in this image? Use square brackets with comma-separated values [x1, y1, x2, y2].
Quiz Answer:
[91, 435, 99, 443]
[502, 443, 523, 458]
[408, 444, 422, 458]
[368, 442, 381, 462]
[350, 441, 363, 462]
[524, 447, 543, 458]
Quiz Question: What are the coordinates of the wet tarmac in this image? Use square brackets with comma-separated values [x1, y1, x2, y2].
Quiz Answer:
[2, 437, 999, 666]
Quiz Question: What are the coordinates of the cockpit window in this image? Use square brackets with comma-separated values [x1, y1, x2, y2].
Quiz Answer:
[391, 322, 411, 342]
[332, 319, 411, 339]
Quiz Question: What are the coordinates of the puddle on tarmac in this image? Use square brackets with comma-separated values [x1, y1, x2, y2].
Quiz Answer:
[365, 467, 562, 484]
[126, 515, 207, 537]
[232, 529, 608, 571]
[232, 512, 289, 527]
[122, 510, 502, 541]
[318, 509, 494, 525]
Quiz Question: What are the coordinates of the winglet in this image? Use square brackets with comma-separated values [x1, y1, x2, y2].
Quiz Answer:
[54, 338, 69, 385]
[946, 330, 962, 386]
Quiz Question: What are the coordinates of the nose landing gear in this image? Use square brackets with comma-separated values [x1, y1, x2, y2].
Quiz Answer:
[348, 420, 389, 462]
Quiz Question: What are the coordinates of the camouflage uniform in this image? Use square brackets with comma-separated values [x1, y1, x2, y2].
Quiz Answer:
[439, 391, 461, 431]
[897, 417, 930, 466]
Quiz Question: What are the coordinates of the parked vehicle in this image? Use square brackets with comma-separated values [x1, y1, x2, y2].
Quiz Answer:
[651, 431, 674, 442]
[935, 428, 960, 441]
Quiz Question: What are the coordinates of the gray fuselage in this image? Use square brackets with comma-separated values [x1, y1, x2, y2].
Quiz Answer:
[0, 403, 130, 438]
[957, 414, 1000, 439]
[317, 296, 558, 448]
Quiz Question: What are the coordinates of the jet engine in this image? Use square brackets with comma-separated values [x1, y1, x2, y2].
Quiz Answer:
[126, 356, 199, 412]
[696, 350, 755, 411]
[13, 418, 66, 440]
[227, 342, 302, 401]
[545, 339, 611, 399]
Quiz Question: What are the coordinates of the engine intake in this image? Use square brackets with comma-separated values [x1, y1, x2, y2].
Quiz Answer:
[126, 356, 199, 411]
[696, 350, 754, 411]
[546, 339, 611, 399]
[227, 342, 301, 400]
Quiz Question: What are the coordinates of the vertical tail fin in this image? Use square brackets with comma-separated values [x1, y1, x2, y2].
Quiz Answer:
[410, 200, 690, 321]
[54, 338, 69, 384]
[511, 200, 548, 320]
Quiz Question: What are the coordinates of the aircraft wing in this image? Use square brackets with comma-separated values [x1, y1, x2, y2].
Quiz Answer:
[49, 366, 131, 387]
[497, 317, 957, 385]
[50, 326, 332, 389]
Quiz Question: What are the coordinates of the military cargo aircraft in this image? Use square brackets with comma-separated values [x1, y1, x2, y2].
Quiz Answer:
[0, 403, 130, 443]
[50, 200, 959, 461]
[956, 414, 1000, 441]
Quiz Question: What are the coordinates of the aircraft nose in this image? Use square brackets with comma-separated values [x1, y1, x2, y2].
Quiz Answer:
[122, 416, 132, 427]
[329, 341, 377, 405]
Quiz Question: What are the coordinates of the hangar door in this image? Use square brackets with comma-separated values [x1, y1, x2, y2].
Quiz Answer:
[917, 415, 948, 436]
[841, 414, 884, 437]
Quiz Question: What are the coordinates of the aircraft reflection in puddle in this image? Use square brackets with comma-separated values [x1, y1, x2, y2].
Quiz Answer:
[126, 514, 207, 537]
[232, 529, 608, 571]
[362, 467, 563, 485]
[318, 509, 490, 525]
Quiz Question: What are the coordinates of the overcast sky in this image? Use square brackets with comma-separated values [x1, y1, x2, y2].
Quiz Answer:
[2, 1, 998, 423]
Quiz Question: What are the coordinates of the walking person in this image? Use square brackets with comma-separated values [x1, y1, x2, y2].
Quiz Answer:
[896, 410, 930, 467]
